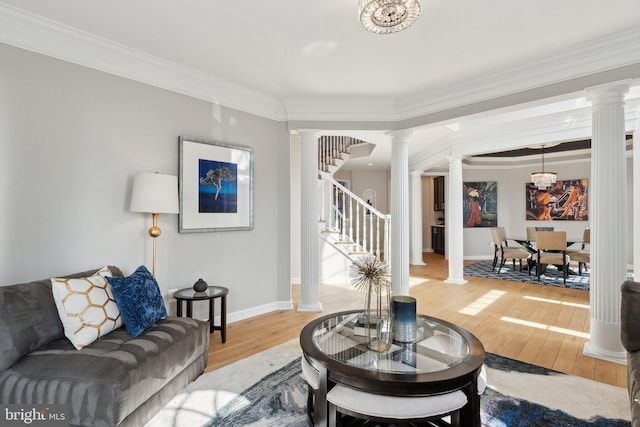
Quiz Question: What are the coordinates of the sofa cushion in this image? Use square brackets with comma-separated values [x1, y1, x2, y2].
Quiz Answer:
[0, 267, 123, 371]
[0, 317, 209, 427]
[621, 280, 640, 352]
[51, 266, 123, 350]
[107, 266, 167, 338]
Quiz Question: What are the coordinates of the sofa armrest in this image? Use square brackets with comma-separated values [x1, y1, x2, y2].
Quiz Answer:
[621, 281, 640, 352]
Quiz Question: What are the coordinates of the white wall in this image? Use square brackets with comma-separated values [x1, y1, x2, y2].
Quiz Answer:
[462, 159, 596, 259]
[0, 43, 292, 320]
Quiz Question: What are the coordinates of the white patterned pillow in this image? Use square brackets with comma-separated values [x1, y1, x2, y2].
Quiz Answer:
[51, 266, 123, 349]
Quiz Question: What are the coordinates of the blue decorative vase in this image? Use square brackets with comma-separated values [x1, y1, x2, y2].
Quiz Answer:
[392, 296, 417, 343]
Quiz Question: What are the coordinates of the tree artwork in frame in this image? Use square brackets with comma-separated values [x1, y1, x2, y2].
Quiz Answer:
[179, 136, 253, 232]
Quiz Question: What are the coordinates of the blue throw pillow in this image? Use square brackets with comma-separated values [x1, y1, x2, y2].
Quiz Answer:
[106, 265, 167, 337]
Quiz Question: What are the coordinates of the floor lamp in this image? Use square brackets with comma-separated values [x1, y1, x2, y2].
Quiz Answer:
[130, 172, 179, 276]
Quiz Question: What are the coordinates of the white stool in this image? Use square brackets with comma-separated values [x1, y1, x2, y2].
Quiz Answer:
[300, 355, 321, 425]
[478, 364, 487, 395]
[326, 383, 468, 427]
[303, 356, 487, 427]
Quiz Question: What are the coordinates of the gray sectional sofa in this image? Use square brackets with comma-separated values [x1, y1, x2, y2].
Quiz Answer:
[621, 280, 640, 426]
[0, 267, 210, 427]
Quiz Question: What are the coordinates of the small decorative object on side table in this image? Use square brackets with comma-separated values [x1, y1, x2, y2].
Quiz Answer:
[174, 285, 228, 342]
[193, 278, 208, 292]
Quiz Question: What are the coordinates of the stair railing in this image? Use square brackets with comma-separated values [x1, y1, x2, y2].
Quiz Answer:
[318, 135, 360, 173]
[319, 172, 390, 264]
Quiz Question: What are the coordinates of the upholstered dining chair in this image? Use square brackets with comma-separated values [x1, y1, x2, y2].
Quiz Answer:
[490, 227, 531, 274]
[568, 228, 590, 275]
[526, 226, 537, 242]
[526, 226, 554, 243]
[536, 231, 569, 284]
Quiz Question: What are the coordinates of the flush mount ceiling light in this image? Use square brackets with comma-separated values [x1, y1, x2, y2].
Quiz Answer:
[531, 145, 557, 189]
[359, 0, 422, 34]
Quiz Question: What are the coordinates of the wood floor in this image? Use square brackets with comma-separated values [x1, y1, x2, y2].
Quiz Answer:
[205, 252, 627, 389]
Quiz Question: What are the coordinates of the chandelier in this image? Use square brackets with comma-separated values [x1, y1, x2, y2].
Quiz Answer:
[359, 0, 422, 34]
[531, 145, 557, 189]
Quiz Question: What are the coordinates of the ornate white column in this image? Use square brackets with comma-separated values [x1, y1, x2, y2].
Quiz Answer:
[298, 129, 323, 312]
[583, 80, 630, 363]
[410, 171, 426, 265]
[388, 129, 413, 296]
[446, 155, 467, 285]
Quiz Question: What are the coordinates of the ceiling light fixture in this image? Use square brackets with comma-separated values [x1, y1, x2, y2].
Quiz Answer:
[359, 0, 422, 34]
[531, 145, 557, 189]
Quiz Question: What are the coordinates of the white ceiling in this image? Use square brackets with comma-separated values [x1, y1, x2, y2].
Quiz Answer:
[4, 0, 639, 99]
[2, 1, 640, 170]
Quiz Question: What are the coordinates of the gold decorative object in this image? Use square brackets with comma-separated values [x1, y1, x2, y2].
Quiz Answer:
[351, 255, 393, 352]
[130, 172, 180, 276]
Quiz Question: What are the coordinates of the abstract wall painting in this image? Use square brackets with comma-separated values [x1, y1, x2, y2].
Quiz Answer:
[526, 179, 588, 221]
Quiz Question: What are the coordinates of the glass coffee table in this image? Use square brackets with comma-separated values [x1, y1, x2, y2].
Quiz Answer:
[299, 310, 485, 427]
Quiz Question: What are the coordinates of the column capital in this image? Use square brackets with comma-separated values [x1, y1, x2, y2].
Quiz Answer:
[386, 129, 414, 143]
[447, 154, 464, 164]
[296, 129, 321, 142]
[585, 79, 632, 107]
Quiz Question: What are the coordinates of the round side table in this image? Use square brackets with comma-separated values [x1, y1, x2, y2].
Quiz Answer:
[174, 286, 228, 342]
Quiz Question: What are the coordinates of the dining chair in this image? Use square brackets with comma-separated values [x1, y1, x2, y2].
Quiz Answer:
[536, 231, 569, 284]
[526, 227, 537, 242]
[527, 226, 555, 242]
[568, 228, 590, 275]
[490, 227, 531, 274]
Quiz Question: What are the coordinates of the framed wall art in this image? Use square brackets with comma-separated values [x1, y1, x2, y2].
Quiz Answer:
[526, 179, 588, 221]
[463, 181, 497, 228]
[179, 136, 253, 232]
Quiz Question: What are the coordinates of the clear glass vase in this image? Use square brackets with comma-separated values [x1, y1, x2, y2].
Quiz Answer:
[364, 281, 393, 352]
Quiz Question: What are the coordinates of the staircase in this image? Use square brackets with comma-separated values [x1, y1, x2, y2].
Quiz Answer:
[317, 136, 390, 267]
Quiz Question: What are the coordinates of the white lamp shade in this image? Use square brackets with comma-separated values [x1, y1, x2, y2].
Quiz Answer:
[130, 172, 179, 214]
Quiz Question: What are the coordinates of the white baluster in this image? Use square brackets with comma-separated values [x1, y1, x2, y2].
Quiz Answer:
[376, 216, 381, 260]
[328, 181, 334, 231]
[338, 189, 347, 240]
[367, 208, 373, 255]
[362, 204, 367, 252]
[356, 203, 361, 252]
[348, 197, 353, 243]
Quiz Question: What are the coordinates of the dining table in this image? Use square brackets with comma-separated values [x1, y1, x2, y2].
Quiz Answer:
[508, 235, 584, 274]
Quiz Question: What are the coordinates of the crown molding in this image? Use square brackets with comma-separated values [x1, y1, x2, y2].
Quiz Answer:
[1, 3, 640, 124]
[0, 3, 288, 121]
[398, 28, 640, 121]
[286, 28, 640, 123]
[282, 96, 403, 122]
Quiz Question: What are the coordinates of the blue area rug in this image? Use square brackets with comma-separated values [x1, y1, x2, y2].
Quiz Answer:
[464, 259, 590, 291]
[204, 353, 629, 427]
